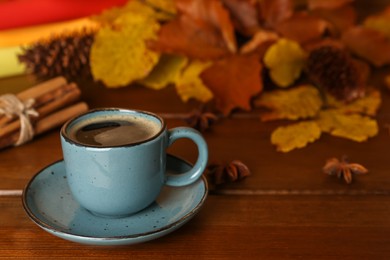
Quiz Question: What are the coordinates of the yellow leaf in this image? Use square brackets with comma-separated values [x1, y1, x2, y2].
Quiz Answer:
[386, 75, 390, 89]
[364, 12, 390, 39]
[316, 109, 378, 142]
[255, 85, 323, 121]
[92, 0, 169, 25]
[174, 60, 214, 103]
[143, 0, 177, 21]
[271, 121, 321, 152]
[326, 89, 382, 116]
[90, 12, 160, 87]
[138, 55, 188, 90]
[263, 38, 306, 87]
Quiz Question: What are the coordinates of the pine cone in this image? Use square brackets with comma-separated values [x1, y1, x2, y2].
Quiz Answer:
[18, 29, 95, 81]
[306, 45, 366, 102]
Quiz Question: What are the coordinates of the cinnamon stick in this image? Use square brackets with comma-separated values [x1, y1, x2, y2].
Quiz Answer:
[35, 102, 88, 135]
[0, 76, 68, 127]
[0, 83, 81, 139]
[0, 102, 88, 150]
[17, 76, 67, 101]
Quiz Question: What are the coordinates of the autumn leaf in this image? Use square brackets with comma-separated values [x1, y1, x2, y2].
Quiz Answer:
[271, 121, 322, 152]
[342, 26, 390, 67]
[311, 5, 356, 34]
[264, 38, 306, 87]
[176, 0, 237, 53]
[92, 0, 168, 25]
[254, 85, 323, 121]
[326, 89, 381, 116]
[90, 12, 160, 87]
[201, 54, 263, 115]
[221, 0, 261, 36]
[316, 109, 378, 142]
[258, 0, 293, 28]
[307, 0, 354, 10]
[240, 30, 279, 56]
[364, 6, 390, 39]
[274, 12, 329, 44]
[150, 0, 236, 59]
[174, 60, 213, 103]
[138, 55, 188, 90]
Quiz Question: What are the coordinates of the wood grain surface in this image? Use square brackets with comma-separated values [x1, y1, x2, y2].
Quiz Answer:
[1, 0, 390, 258]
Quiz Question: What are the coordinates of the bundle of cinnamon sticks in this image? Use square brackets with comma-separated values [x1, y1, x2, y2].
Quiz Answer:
[0, 76, 88, 150]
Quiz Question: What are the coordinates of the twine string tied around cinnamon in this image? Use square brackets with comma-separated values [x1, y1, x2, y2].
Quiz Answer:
[0, 94, 39, 146]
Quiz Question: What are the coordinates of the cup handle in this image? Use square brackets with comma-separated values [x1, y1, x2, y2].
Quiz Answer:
[165, 127, 208, 187]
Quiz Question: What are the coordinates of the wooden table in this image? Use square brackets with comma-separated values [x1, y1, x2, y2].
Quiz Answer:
[2, 2, 390, 257]
[1, 71, 390, 258]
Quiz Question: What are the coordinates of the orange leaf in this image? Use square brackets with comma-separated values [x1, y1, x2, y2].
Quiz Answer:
[258, 0, 293, 28]
[201, 54, 263, 115]
[149, 15, 230, 59]
[342, 26, 390, 67]
[274, 12, 328, 44]
[176, 0, 237, 53]
[240, 30, 279, 56]
[221, 0, 261, 36]
[307, 0, 354, 10]
[364, 6, 390, 39]
[311, 5, 356, 34]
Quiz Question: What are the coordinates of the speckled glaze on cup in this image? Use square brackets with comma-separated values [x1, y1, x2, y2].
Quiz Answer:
[60, 108, 208, 218]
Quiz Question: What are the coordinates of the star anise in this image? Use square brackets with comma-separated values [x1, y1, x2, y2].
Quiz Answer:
[206, 160, 251, 189]
[322, 156, 368, 184]
[185, 108, 219, 132]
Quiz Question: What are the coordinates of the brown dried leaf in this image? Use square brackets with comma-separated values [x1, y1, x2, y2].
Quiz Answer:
[311, 5, 356, 34]
[307, 0, 354, 10]
[258, 0, 294, 28]
[176, 0, 237, 53]
[149, 15, 230, 59]
[342, 26, 390, 67]
[240, 30, 279, 56]
[274, 12, 329, 44]
[221, 0, 261, 36]
[201, 54, 263, 115]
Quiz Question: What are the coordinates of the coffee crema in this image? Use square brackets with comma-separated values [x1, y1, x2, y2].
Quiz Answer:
[69, 115, 161, 146]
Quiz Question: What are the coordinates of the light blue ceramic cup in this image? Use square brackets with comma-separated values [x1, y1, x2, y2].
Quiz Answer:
[60, 108, 208, 218]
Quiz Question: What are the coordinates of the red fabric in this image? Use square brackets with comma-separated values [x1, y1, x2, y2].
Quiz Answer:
[0, 0, 128, 30]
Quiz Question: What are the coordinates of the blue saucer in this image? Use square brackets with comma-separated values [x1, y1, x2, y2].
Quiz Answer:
[22, 155, 208, 246]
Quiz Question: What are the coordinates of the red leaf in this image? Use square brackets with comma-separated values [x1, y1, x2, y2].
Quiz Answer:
[308, 0, 354, 10]
[342, 26, 390, 67]
[258, 0, 293, 28]
[240, 30, 279, 57]
[221, 0, 261, 36]
[201, 54, 263, 115]
[149, 15, 230, 59]
[176, 0, 237, 53]
[274, 12, 328, 44]
[311, 5, 356, 34]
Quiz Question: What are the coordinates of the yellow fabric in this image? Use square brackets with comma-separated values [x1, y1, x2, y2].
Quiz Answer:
[0, 46, 25, 77]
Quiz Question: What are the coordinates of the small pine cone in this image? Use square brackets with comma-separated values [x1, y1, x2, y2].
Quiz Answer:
[18, 29, 95, 81]
[306, 45, 366, 102]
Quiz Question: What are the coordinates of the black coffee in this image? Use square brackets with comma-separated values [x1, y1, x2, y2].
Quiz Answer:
[70, 116, 161, 146]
